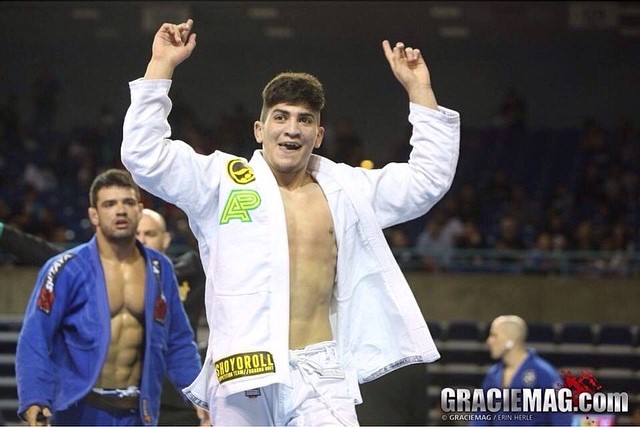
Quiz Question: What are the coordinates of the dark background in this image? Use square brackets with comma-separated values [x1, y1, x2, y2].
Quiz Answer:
[2, 1, 638, 163]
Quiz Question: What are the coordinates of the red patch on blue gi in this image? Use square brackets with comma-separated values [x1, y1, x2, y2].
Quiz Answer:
[36, 253, 74, 314]
[154, 296, 167, 323]
[37, 286, 54, 314]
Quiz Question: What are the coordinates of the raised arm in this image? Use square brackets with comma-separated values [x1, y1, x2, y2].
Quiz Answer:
[144, 18, 197, 79]
[382, 40, 437, 109]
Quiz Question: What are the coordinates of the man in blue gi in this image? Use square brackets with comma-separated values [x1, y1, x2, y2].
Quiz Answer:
[471, 315, 572, 426]
[15, 169, 206, 426]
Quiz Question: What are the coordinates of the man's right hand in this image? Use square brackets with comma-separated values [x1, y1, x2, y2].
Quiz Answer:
[23, 405, 51, 426]
[144, 18, 197, 80]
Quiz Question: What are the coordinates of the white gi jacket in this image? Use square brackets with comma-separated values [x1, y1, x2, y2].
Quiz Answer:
[121, 79, 460, 407]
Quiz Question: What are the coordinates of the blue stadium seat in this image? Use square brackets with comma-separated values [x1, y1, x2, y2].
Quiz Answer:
[595, 368, 640, 394]
[427, 320, 443, 341]
[447, 320, 482, 342]
[559, 322, 595, 344]
[555, 322, 597, 369]
[439, 320, 489, 365]
[594, 324, 639, 370]
[597, 324, 634, 346]
[527, 321, 557, 344]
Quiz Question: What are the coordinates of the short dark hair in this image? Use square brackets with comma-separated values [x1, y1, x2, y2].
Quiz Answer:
[89, 169, 140, 207]
[260, 72, 325, 121]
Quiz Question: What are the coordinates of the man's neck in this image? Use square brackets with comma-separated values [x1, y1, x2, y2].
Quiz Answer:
[96, 233, 139, 262]
[503, 347, 527, 369]
[275, 170, 315, 191]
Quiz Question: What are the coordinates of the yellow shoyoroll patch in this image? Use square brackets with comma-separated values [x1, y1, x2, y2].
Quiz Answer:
[214, 351, 275, 383]
[227, 158, 255, 184]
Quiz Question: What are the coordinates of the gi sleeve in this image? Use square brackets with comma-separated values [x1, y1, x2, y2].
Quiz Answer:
[348, 103, 460, 229]
[15, 253, 79, 415]
[120, 78, 223, 218]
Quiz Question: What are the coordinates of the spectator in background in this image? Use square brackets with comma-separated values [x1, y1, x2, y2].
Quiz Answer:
[503, 185, 541, 247]
[492, 214, 526, 250]
[524, 231, 563, 274]
[415, 205, 462, 271]
[570, 219, 597, 251]
[415, 218, 447, 271]
[483, 170, 511, 210]
[438, 195, 465, 247]
[541, 211, 570, 252]
[455, 219, 485, 250]
[471, 315, 572, 426]
[546, 183, 574, 226]
[386, 225, 417, 269]
[458, 183, 482, 223]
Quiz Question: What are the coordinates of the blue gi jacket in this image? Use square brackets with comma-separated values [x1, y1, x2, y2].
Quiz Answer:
[15, 236, 202, 425]
[471, 349, 573, 426]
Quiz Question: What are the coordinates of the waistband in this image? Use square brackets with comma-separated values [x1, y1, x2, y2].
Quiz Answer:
[83, 386, 140, 412]
[290, 340, 337, 357]
[92, 385, 140, 397]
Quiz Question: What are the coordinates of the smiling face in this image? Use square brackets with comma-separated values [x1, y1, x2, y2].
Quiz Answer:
[255, 72, 326, 179]
[254, 102, 324, 176]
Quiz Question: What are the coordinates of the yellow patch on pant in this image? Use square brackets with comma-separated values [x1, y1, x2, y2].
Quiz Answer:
[214, 351, 275, 383]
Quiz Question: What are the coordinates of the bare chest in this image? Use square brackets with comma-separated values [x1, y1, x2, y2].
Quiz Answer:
[101, 258, 146, 319]
[280, 184, 336, 255]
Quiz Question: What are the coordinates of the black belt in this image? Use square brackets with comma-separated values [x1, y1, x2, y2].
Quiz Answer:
[83, 390, 139, 411]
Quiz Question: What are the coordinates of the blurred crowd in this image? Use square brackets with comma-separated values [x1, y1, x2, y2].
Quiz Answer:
[1, 72, 638, 275]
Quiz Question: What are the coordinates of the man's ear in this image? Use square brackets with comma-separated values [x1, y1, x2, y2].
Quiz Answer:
[88, 207, 99, 227]
[254, 121, 263, 144]
[314, 126, 325, 149]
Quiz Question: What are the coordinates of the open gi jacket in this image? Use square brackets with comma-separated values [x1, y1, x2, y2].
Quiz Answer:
[121, 78, 460, 407]
[15, 237, 202, 425]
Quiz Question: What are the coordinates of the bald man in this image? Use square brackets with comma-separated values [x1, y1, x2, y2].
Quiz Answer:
[135, 208, 206, 425]
[470, 315, 572, 426]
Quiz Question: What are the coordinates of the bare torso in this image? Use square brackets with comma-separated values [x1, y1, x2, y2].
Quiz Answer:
[281, 178, 337, 350]
[93, 255, 146, 388]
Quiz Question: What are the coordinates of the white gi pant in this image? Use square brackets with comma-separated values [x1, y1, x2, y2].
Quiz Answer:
[209, 341, 359, 426]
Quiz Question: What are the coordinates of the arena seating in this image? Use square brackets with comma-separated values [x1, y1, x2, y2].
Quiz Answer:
[0, 316, 20, 425]
[1, 316, 638, 425]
